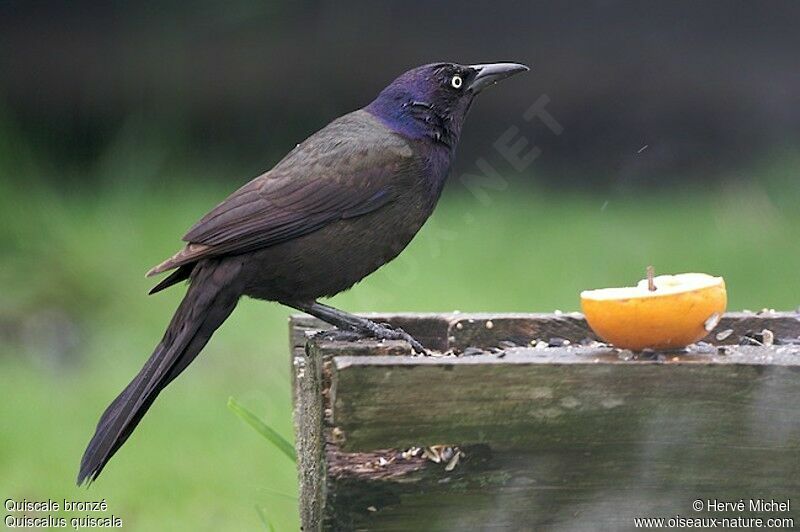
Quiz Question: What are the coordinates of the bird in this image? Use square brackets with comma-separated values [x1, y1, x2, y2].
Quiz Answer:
[77, 61, 528, 484]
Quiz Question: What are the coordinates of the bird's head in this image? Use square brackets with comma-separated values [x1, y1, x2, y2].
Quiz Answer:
[366, 62, 529, 149]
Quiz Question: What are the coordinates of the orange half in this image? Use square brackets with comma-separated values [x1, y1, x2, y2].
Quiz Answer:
[580, 273, 727, 350]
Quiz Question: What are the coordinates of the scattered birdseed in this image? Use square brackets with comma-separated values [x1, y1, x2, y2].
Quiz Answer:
[761, 329, 774, 346]
[689, 341, 717, 354]
[440, 447, 454, 463]
[445, 450, 464, 472]
[617, 349, 634, 361]
[485, 320, 494, 329]
[461, 347, 486, 357]
[739, 331, 764, 346]
[548, 337, 570, 347]
[715, 329, 734, 341]
[367, 506, 377, 512]
[401, 446, 422, 460]
[704, 313, 721, 332]
[455, 322, 464, 330]
[423, 445, 443, 463]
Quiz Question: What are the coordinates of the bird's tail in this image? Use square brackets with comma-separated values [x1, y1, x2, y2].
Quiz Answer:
[77, 259, 243, 485]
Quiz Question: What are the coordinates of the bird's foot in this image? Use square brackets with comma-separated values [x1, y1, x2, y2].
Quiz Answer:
[371, 322, 428, 355]
[316, 323, 428, 355]
[295, 301, 429, 355]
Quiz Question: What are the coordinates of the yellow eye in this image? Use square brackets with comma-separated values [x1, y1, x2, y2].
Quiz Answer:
[450, 75, 463, 89]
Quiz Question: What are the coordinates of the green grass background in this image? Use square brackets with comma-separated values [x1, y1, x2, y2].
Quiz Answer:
[1, 139, 798, 530]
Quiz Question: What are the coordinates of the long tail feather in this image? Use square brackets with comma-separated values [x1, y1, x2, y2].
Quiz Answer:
[77, 259, 242, 485]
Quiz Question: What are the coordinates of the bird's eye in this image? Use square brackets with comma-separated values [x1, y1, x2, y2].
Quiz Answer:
[450, 75, 463, 89]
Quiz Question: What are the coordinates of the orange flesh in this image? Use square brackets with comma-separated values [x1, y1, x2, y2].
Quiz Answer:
[580, 274, 727, 351]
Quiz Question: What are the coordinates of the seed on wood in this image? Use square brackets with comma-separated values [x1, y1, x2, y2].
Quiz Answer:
[761, 329, 774, 346]
[618, 349, 634, 361]
[485, 320, 494, 329]
[690, 341, 716, 354]
[445, 452, 461, 472]
[455, 322, 464, 330]
[367, 506, 377, 512]
[440, 447, 454, 462]
[535, 340, 549, 349]
[739, 331, 763, 346]
[402, 446, 422, 460]
[715, 329, 734, 341]
[548, 337, 570, 347]
[704, 313, 721, 332]
[422, 447, 441, 463]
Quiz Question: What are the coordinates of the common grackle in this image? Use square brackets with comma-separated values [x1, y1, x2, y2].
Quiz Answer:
[78, 62, 528, 484]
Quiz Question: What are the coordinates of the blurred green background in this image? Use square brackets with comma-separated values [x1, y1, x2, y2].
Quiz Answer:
[1, 1, 799, 530]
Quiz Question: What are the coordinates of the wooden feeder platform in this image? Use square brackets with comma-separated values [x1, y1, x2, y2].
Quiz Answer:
[289, 311, 800, 531]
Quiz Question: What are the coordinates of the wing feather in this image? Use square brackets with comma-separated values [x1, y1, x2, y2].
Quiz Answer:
[148, 111, 416, 277]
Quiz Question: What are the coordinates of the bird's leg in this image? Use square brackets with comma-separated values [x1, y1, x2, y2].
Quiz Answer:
[292, 301, 428, 354]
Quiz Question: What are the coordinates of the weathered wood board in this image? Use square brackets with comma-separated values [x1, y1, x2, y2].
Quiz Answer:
[290, 312, 800, 531]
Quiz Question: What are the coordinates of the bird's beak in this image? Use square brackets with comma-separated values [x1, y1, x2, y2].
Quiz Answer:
[467, 62, 529, 93]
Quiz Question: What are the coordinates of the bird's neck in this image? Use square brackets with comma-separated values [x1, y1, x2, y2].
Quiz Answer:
[365, 96, 459, 151]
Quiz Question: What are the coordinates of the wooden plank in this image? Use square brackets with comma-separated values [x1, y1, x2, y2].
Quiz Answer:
[289, 313, 454, 352]
[290, 311, 800, 530]
[322, 344, 800, 529]
[323, 443, 799, 530]
[329, 345, 800, 451]
[291, 343, 325, 530]
[291, 311, 800, 353]
[446, 311, 800, 350]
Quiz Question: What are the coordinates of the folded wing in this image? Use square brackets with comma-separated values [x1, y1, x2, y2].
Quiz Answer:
[148, 112, 415, 277]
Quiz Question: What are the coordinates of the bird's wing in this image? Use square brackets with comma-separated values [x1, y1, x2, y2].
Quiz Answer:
[148, 111, 417, 276]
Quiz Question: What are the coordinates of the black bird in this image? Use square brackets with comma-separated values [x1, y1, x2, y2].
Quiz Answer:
[78, 61, 528, 484]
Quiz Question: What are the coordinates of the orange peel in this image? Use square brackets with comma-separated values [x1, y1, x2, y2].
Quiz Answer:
[580, 273, 727, 351]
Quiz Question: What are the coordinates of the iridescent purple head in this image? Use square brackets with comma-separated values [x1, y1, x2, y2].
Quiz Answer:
[365, 62, 528, 150]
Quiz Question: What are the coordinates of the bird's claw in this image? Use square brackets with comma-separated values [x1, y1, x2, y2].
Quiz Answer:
[318, 324, 428, 355]
[375, 323, 428, 355]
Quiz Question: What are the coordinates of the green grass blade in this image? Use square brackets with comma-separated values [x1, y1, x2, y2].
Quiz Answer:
[255, 505, 277, 532]
[228, 396, 297, 463]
